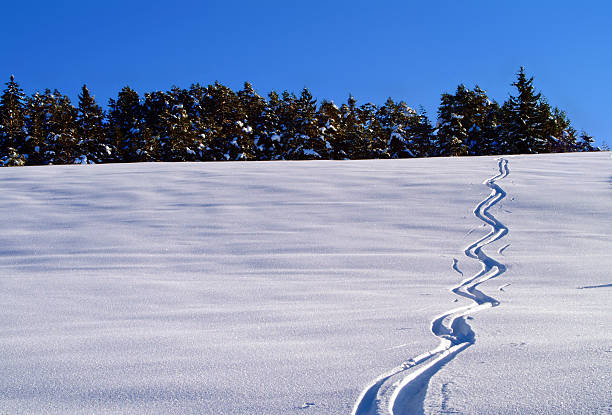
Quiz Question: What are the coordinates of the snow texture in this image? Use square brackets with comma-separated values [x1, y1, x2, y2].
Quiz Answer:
[0, 152, 610, 414]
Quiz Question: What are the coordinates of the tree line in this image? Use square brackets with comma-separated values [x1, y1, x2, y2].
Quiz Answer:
[0, 67, 598, 166]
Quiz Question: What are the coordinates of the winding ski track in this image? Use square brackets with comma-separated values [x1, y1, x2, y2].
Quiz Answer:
[352, 158, 510, 415]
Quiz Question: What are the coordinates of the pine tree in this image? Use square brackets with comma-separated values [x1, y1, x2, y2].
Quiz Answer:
[253, 91, 283, 160]
[0, 75, 27, 165]
[336, 95, 369, 159]
[406, 108, 435, 157]
[377, 98, 421, 158]
[500, 67, 547, 154]
[273, 91, 297, 159]
[184, 83, 213, 159]
[434, 85, 500, 157]
[24, 91, 49, 165]
[576, 131, 596, 152]
[163, 86, 204, 161]
[436, 91, 468, 156]
[204, 82, 246, 161]
[142, 90, 173, 161]
[360, 102, 384, 158]
[45, 91, 79, 164]
[236, 82, 266, 160]
[76, 85, 112, 163]
[317, 100, 342, 159]
[108, 86, 145, 161]
[285, 88, 325, 159]
[541, 105, 578, 153]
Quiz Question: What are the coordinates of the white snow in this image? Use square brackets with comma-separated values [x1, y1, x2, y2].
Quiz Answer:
[302, 149, 320, 157]
[0, 152, 610, 414]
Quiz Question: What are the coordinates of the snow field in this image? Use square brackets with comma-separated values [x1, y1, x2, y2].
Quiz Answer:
[0, 152, 610, 414]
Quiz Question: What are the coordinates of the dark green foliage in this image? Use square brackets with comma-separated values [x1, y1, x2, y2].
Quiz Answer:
[77, 85, 112, 163]
[338, 95, 370, 159]
[498, 67, 555, 154]
[108, 86, 144, 162]
[0, 68, 597, 166]
[253, 91, 284, 160]
[44, 91, 78, 164]
[318, 100, 342, 159]
[0, 76, 27, 165]
[436, 85, 499, 157]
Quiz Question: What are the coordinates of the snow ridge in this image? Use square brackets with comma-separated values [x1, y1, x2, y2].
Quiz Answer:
[352, 158, 510, 415]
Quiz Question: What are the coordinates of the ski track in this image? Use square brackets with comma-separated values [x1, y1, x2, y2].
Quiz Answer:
[498, 243, 510, 256]
[451, 258, 463, 276]
[352, 159, 510, 415]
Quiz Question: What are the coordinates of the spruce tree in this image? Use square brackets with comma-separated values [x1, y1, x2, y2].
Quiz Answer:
[164, 86, 203, 161]
[378, 98, 421, 159]
[24, 91, 49, 165]
[436, 91, 468, 156]
[317, 100, 342, 159]
[360, 102, 385, 158]
[336, 95, 369, 159]
[576, 131, 596, 152]
[285, 88, 325, 159]
[0, 75, 27, 165]
[541, 106, 578, 153]
[45, 91, 78, 164]
[253, 91, 283, 160]
[108, 87, 144, 162]
[500, 67, 547, 154]
[236, 82, 266, 160]
[142, 90, 173, 161]
[406, 108, 435, 157]
[204, 82, 245, 161]
[275, 91, 297, 159]
[77, 85, 112, 163]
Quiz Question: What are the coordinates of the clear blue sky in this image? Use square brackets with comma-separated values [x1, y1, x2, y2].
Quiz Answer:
[4, 0, 611, 146]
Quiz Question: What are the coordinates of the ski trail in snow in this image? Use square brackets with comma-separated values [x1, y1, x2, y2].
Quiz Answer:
[498, 283, 511, 292]
[352, 159, 510, 415]
[498, 244, 510, 255]
[451, 258, 463, 276]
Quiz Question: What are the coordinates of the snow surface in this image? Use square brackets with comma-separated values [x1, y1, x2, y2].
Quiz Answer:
[0, 153, 610, 414]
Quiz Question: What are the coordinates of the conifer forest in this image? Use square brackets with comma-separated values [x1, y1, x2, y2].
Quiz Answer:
[0, 68, 598, 167]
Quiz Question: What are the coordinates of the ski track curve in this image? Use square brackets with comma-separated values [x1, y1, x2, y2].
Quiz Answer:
[352, 158, 510, 415]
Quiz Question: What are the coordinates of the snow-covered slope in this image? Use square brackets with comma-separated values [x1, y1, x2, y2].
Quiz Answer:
[0, 153, 610, 414]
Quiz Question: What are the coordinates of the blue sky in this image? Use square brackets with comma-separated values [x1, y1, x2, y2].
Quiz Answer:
[4, 0, 611, 146]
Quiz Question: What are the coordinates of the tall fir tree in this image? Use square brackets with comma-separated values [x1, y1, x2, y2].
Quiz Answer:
[384, 100, 424, 159]
[317, 100, 342, 159]
[406, 107, 435, 157]
[336, 95, 369, 159]
[253, 91, 283, 160]
[76, 85, 112, 163]
[0, 75, 27, 165]
[285, 88, 327, 159]
[236, 82, 266, 160]
[499, 67, 548, 154]
[203, 82, 246, 160]
[24, 91, 50, 165]
[435, 91, 468, 156]
[108, 86, 146, 161]
[164, 86, 204, 161]
[360, 102, 385, 158]
[44, 91, 79, 164]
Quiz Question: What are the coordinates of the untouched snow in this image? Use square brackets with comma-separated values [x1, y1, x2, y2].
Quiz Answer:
[0, 153, 610, 414]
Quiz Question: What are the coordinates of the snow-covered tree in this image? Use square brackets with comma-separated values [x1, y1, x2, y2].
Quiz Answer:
[108, 86, 145, 161]
[0, 75, 27, 164]
[76, 85, 112, 163]
[499, 67, 548, 154]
